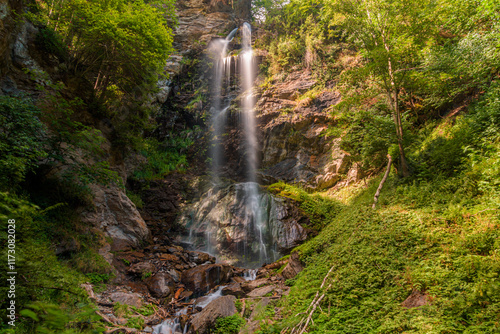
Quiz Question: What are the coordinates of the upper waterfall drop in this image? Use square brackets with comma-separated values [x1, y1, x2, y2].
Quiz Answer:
[207, 27, 237, 184]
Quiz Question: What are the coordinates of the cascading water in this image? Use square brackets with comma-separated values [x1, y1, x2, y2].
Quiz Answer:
[155, 24, 305, 332]
[182, 23, 282, 267]
[208, 28, 238, 184]
[240, 22, 270, 265]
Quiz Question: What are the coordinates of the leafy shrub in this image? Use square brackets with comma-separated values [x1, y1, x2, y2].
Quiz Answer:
[133, 132, 194, 181]
[19, 302, 103, 334]
[126, 190, 144, 209]
[85, 273, 110, 285]
[211, 315, 245, 334]
[35, 27, 69, 61]
[0, 96, 47, 189]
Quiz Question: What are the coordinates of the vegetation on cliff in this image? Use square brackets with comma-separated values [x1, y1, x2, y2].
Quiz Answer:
[0, 0, 177, 332]
[254, 0, 500, 332]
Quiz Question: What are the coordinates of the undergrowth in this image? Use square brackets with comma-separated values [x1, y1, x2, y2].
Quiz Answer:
[267, 83, 500, 333]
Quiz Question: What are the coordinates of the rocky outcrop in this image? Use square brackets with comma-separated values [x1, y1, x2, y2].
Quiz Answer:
[174, 0, 251, 52]
[281, 251, 304, 280]
[177, 182, 308, 266]
[80, 184, 151, 251]
[253, 69, 363, 190]
[189, 295, 237, 334]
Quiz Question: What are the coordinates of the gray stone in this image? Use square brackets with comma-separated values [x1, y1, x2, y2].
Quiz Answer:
[110, 292, 143, 308]
[190, 295, 237, 334]
[145, 273, 176, 299]
[247, 285, 276, 298]
[181, 264, 232, 295]
[80, 184, 150, 251]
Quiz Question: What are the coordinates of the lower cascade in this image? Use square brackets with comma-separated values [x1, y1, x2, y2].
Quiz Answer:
[178, 182, 307, 267]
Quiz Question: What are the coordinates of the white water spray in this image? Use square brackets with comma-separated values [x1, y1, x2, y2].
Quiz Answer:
[240, 23, 269, 264]
[209, 28, 238, 183]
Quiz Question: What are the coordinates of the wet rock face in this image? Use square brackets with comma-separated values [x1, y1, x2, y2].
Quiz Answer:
[177, 182, 308, 267]
[181, 264, 233, 295]
[80, 184, 151, 251]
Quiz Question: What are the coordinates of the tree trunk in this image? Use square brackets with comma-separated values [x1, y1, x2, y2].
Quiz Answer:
[385, 52, 410, 177]
[372, 155, 392, 209]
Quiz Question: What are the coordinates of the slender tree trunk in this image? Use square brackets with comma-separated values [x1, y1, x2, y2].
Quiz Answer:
[373, 155, 392, 209]
[392, 86, 410, 177]
[385, 52, 410, 177]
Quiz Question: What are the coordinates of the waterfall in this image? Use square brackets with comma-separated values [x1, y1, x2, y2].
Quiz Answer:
[240, 23, 269, 265]
[182, 23, 281, 268]
[208, 28, 238, 184]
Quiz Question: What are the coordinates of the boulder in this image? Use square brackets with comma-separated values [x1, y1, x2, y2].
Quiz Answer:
[241, 278, 270, 293]
[315, 173, 341, 190]
[181, 264, 232, 295]
[166, 269, 181, 283]
[145, 273, 176, 299]
[402, 290, 430, 309]
[80, 184, 150, 251]
[222, 283, 246, 298]
[189, 251, 216, 265]
[247, 285, 276, 298]
[189, 295, 237, 334]
[281, 252, 304, 280]
[127, 262, 155, 276]
[110, 292, 143, 308]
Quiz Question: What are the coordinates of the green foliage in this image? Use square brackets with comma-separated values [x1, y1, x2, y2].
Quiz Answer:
[112, 303, 155, 328]
[255, 0, 331, 75]
[35, 27, 69, 61]
[126, 190, 144, 209]
[270, 78, 500, 333]
[35, 0, 176, 101]
[18, 302, 103, 334]
[70, 249, 112, 275]
[211, 315, 245, 334]
[235, 299, 243, 313]
[416, 30, 500, 110]
[412, 81, 500, 178]
[85, 273, 110, 285]
[268, 182, 343, 231]
[141, 271, 152, 280]
[133, 127, 200, 181]
[134, 304, 156, 317]
[126, 317, 145, 330]
[0, 96, 47, 189]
